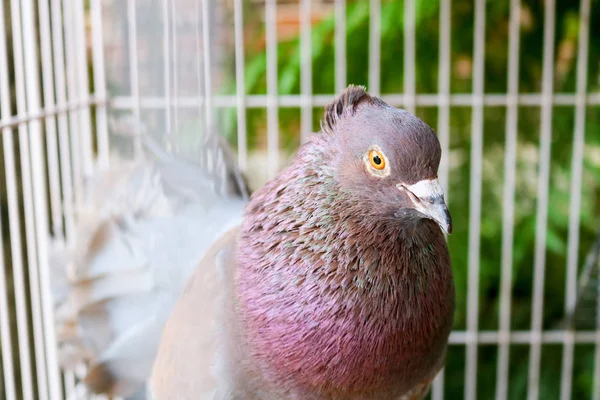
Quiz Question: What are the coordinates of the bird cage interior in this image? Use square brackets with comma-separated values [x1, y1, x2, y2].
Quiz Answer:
[0, 0, 599, 399]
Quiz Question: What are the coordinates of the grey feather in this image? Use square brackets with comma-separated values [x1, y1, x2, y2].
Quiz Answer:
[150, 227, 243, 400]
[49, 133, 247, 398]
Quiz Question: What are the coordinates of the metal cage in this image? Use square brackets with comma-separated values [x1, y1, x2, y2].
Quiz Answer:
[0, 0, 599, 399]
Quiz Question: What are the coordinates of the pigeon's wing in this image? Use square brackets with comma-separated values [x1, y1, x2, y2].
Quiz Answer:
[49, 135, 247, 398]
[150, 226, 243, 400]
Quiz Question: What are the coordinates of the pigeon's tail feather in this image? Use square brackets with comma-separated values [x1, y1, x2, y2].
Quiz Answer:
[49, 135, 247, 398]
[84, 315, 161, 396]
[83, 363, 118, 395]
[142, 133, 249, 202]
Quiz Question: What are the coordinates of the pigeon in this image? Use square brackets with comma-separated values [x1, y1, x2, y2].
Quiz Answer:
[150, 85, 455, 400]
[49, 131, 248, 398]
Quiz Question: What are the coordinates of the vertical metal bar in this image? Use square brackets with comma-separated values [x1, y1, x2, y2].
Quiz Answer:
[265, 0, 278, 179]
[403, 0, 416, 114]
[37, 0, 63, 238]
[171, 0, 180, 136]
[194, 0, 205, 144]
[465, 0, 486, 399]
[437, 0, 451, 202]
[51, 1, 76, 388]
[73, 0, 94, 180]
[201, 0, 213, 133]
[63, 0, 83, 205]
[334, 0, 346, 93]
[0, 7, 27, 398]
[20, 0, 63, 397]
[432, 2, 451, 398]
[65, 0, 85, 387]
[528, 1, 556, 399]
[163, 0, 173, 140]
[0, 133, 34, 400]
[561, 1, 590, 399]
[38, 0, 75, 394]
[233, 0, 248, 171]
[300, 0, 312, 142]
[52, 0, 75, 245]
[496, 0, 521, 399]
[0, 209, 16, 400]
[0, 12, 16, 391]
[91, 0, 110, 170]
[128, 0, 142, 155]
[9, 0, 49, 397]
[368, 0, 380, 96]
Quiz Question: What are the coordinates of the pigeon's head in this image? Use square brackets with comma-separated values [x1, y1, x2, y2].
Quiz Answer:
[321, 85, 452, 234]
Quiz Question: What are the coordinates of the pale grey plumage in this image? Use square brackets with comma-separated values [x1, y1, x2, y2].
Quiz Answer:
[49, 133, 247, 399]
[149, 226, 242, 400]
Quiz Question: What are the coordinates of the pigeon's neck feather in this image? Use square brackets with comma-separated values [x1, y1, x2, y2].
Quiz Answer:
[236, 138, 454, 397]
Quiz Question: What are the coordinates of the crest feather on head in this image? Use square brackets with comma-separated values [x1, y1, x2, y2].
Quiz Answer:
[320, 85, 386, 134]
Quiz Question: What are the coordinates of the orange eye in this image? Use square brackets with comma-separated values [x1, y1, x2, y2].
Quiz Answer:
[368, 150, 386, 170]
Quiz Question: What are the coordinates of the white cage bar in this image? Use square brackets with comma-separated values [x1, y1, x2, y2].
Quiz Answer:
[335, 0, 346, 93]
[367, 0, 379, 97]
[433, 0, 452, 396]
[265, 0, 278, 179]
[496, 0, 520, 398]
[561, 1, 591, 399]
[528, 1, 556, 398]
[465, 0, 485, 398]
[0, 0, 599, 399]
[10, 0, 50, 398]
[0, 3, 26, 400]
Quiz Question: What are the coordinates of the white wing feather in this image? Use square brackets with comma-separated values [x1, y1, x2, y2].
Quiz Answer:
[49, 135, 247, 398]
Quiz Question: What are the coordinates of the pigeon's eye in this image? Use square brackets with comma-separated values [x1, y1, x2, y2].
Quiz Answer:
[363, 146, 390, 178]
[368, 150, 386, 170]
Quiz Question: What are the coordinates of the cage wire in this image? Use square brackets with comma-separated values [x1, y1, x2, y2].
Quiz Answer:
[0, 0, 599, 399]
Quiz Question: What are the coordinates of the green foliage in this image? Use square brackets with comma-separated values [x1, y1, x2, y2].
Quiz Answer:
[217, 0, 600, 397]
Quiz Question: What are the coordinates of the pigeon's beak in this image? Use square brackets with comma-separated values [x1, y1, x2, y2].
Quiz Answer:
[397, 179, 452, 234]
